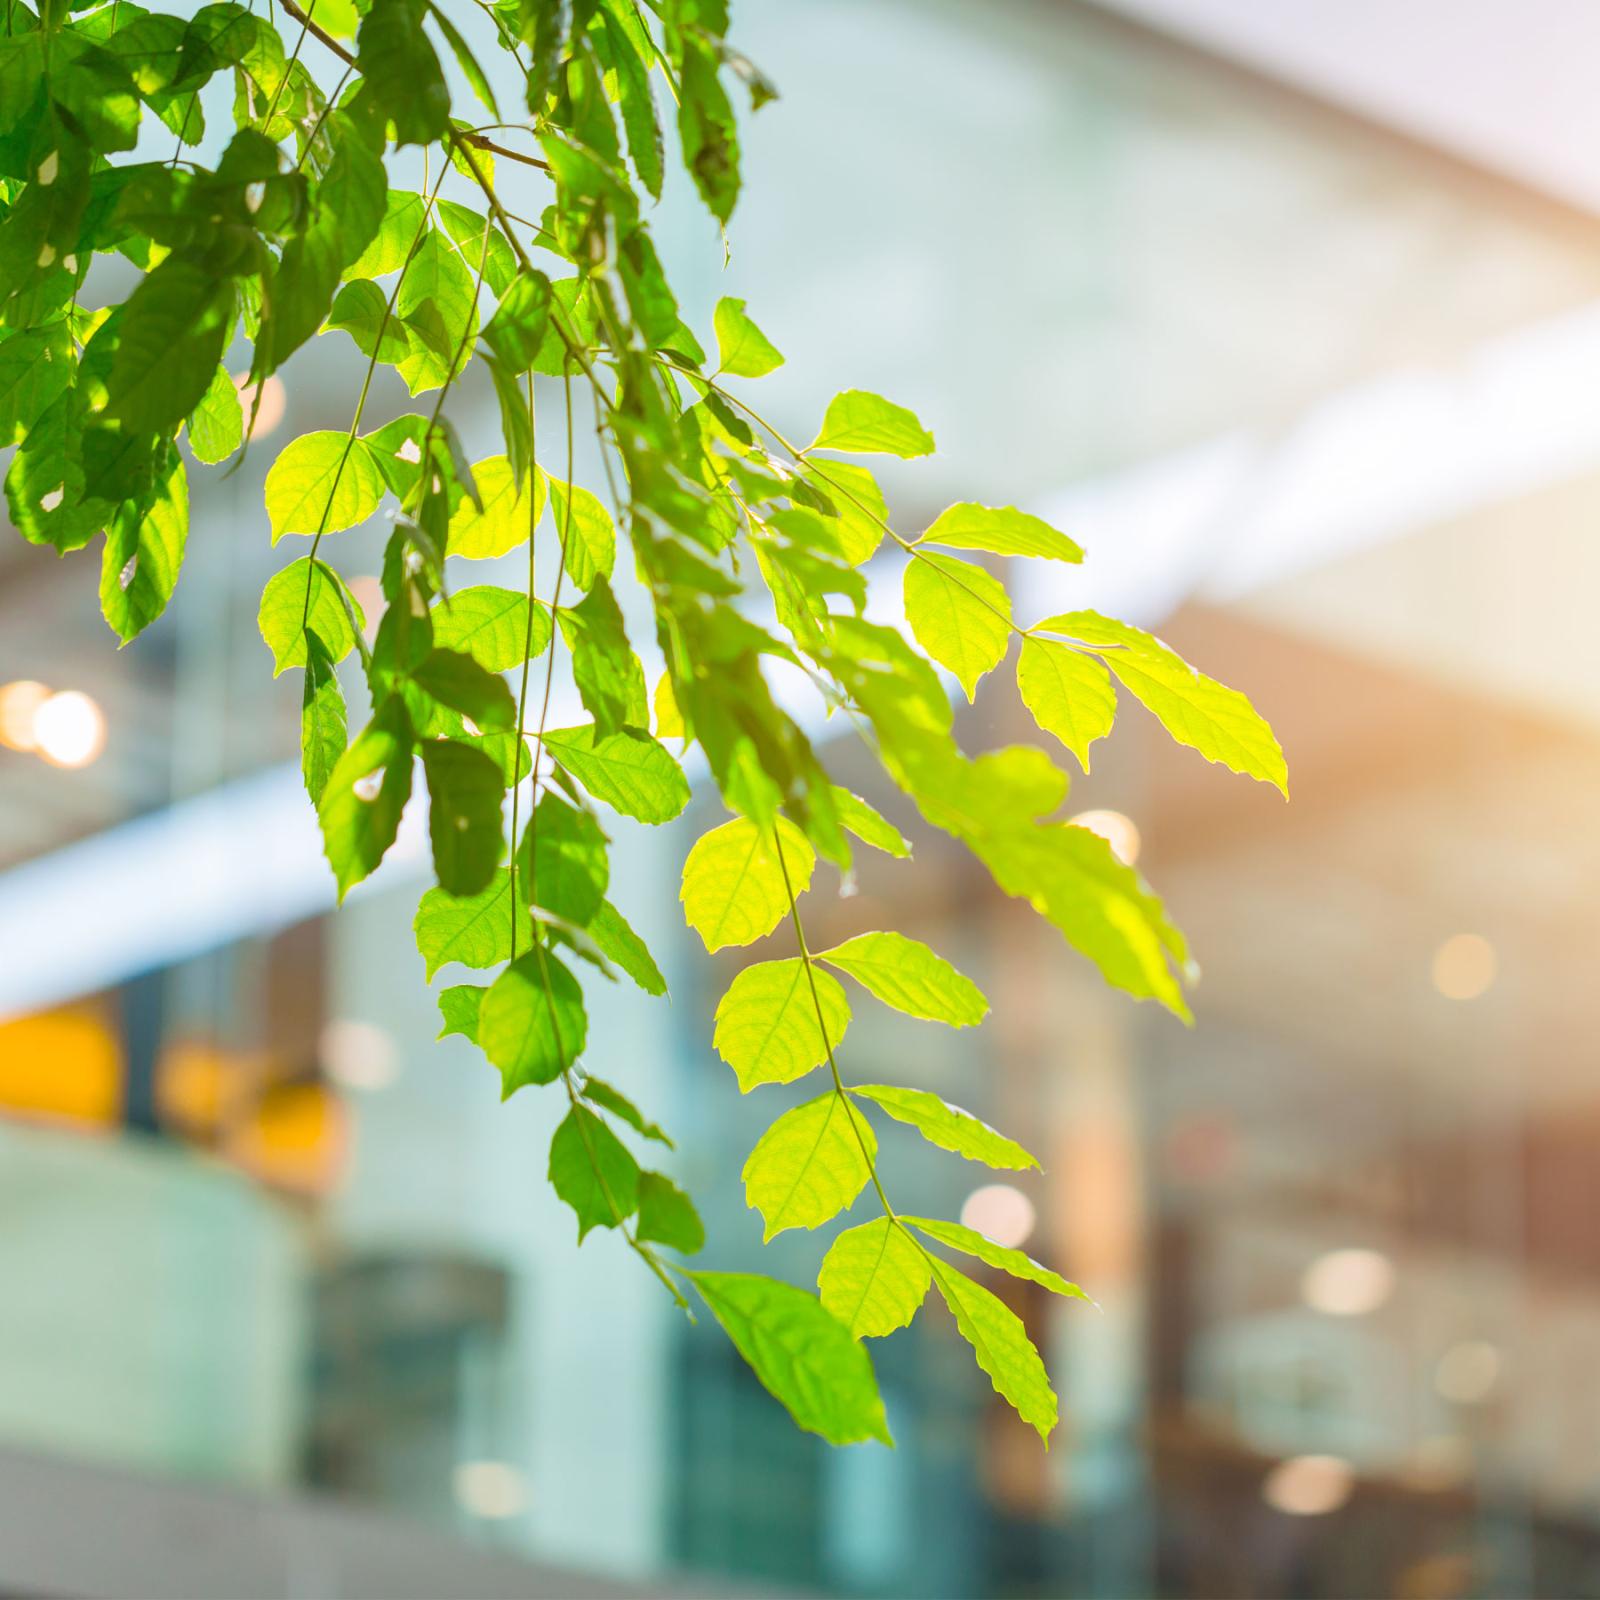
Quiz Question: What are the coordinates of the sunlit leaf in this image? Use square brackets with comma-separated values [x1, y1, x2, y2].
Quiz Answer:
[713, 295, 783, 378]
[318, 697, 414, 901]
[817, 930, 987, 1027]
[479, 947, 587, 1094]
[713, 958, 850, 1091]
[265, 431, 386, 542]
[544, 725, 690, 823]
[686, 1271, 892, 1446]
[680, 815, 814, 952]
[852, 1086, 1037, 1171]
[548, 1103, 639, 1239]
[818, 1217, 930, 1338]
[1033, 610, 1287, 794]
[742, 1091, 877, 1240]
[905, 1215, 1088, 1301]
[903, 552, 1011, 700]
[259, 557, 365, 675]
[1015, 637, 1116, 773]
[929, 1257, 1057, 1443]
[920, 503, 1082, 564]
[828, 786, 910, 858]
[811, 390, 934, 458]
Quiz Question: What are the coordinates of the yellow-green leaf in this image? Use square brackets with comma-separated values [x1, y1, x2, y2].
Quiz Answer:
[430, 585, 549, 672]
[929, 1258, 1058, 1443]
[903, 552, 1011, 700]
[1034, 610, 1287, 794]
[811, 389, 933, 458]
[318, 697, 413, 902]
[818, 1217, 930, 1339]
[680, 815, 814, 952]
[713, 296, 783, 378]
[478, 948, 587, 1095]
[265, 430, 386, 542]
[818, 930, 987, 1027]
[713, 958, 850, 1091]
[742, 1092, 877, 1240]
[803, 459, 887, 565]
[920, 503, 1082, 564]
[1015, 636, 1116, 772]
[413, 866, 529, 980]
[851, 1085, 1037, 1171]
[543, 725, 690, 823]
[686, 1271, 892, 1446]
[829, 786, 910, 858]
[548, 1104, 638, 1240]
[259, 557, 365, 675]
[547, 475, 616, 591]
[446, 454, 540, 559]
[907, 1215, 1088, 1301]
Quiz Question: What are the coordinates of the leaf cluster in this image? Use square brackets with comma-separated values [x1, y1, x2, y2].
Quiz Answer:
[0, 0, 1285, 1445]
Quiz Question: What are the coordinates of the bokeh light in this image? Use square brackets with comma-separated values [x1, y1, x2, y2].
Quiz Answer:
[1301, 1247, 1395, 1316]
[1432, 934, 1497, 1000]
[1069, 809, 1141, 866]
[1262, 1455, 1354, 1516]
[960, 1183, 1037, 1248]
[32, 690, 106, 768]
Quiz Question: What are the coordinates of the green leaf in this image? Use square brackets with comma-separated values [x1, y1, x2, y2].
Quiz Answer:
[548, 1104, 639, 1240]
[98, 452, 186, 643]
[325, 279, 409, 364]
[903, 552, 1011, 700]
[803, 458, 888, 566]
[547, 476, 617, 591]
[601, 8, 663, 199]
[479, 948, 587, 1094]
[0, 321, 72, 447]
[411, 648, 517, 730]
[713, 958, 850, 1092]
[742, 1092, 877, 1240]
[676, 33, 740, 224]
[680, 815, 814, 952]
[829, 787, 910, 858]
[358, 0, 450, 146]
[446, 455, 539, 560]
[851, 1086, 1037, 1171]
[345, 189, 427, 280]
[481, 269, 552, 370]
[265, 431, 386, 542]
[559, 577, 645, 741]
[928, 1258, 1057, 1443]
[431, 585, 548, 671]
[185, 363, 243, 464]
[395, 229, 479, 393]
[414, 866, 528, 980]
[588, 900, 667, 997]
[301, 633, 347, 806]
[636, 1171, 704, 1254]
[543, 725, 690, 824]
[419, 738, 503, 897]
[437, 983, 485, 1042]
[1033, 610, 1288, 794]
[258, 557, 365, 675]
[427, 1, 500, 118]
[583, 1078, 672, 1147]
[1015, 637, 1116, 773]
[685, 1271, 892, 1446]
[920, 503, 1082, 564]
[318, 697, 414, 901]
[817, 931, 987, 1027]
[104, 257, 232, 433]
[713, 296, 783, 378]
[818, 1217, 930, 1338]
[519, 792, 608, 925]
[904, 1216, 1087, 1301]
[811, 390, 934, 458]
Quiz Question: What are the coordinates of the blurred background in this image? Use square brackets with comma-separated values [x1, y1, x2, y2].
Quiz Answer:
[5, 1, 1600, 1595]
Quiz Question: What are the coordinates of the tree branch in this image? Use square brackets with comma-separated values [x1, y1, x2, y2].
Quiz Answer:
[278, 0, 552, 173]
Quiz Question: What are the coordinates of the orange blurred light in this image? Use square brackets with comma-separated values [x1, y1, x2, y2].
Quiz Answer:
[1432, 934, 1496, 1000]
[1069, 808, 1141, 866]
[0, 679, 51, 751]
[224, 1080, 347, 1196]
[0, 1008, 121, 1128]
[33, 689, 106, 768]
[232, 372, 287, 438]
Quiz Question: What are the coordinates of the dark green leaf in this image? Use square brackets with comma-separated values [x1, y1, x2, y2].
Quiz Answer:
[549, 1104, 639, 1240]
[479, 947, 586, 1093]
[636, 1171, 703, 1253]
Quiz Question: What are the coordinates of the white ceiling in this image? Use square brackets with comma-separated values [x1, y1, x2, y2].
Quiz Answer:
[1094, 0, 1600, 215]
